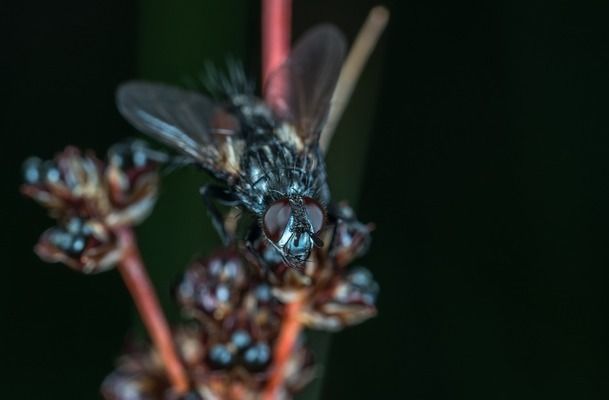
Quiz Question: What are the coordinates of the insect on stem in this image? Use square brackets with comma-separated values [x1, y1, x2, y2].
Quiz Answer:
[260, 3, 301, 397]
[262, 0, 292, 100]
[116, 227, 190, 394]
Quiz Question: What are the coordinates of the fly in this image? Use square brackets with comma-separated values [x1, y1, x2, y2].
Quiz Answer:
[116, 25, 346, 270]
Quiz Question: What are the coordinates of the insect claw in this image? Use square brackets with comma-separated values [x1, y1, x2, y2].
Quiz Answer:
[311, 232, 324, 247]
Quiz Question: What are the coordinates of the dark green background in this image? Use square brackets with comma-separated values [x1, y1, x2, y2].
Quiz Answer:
[3, 1, 609, 399]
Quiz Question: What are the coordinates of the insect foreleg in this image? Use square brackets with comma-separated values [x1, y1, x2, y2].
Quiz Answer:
[325, 202, 358, 251]
[243, 223, 270, 271]
[199, 184, 241, 245]
[325, 204, 341, 251]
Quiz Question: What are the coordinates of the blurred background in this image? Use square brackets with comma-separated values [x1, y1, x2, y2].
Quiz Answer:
[2, 0, 609, 398]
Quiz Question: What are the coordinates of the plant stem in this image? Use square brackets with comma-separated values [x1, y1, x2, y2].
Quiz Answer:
[320, 6, 390, 153]
[261, 3, 298, 397]
[263, 295, 304, 400]
[116, 227, 190, 394]
[261, 0, 292, 91]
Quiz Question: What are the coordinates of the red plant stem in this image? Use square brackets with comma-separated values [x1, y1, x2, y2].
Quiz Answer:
[261, 0, 292, 93]
[262, 2, 296, 398]
[116, 227, 190, 394]
[263, 296, 304, 400]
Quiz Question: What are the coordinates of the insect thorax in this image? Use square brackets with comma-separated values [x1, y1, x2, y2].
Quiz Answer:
[235, 136, 329, 216]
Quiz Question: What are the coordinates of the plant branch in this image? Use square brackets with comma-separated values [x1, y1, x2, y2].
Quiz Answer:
[262, 0, 292, 95]
[263, 295, 305, 400]
[320, 6, 390, 153]
[116, 227, 190, 394]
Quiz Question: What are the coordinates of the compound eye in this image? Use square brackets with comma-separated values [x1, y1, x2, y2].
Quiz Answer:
[303, 197, 325, 233]
[263, 198, 291, 241]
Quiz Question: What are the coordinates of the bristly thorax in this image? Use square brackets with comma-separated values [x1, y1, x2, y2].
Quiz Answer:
[235, 135, 329, 216]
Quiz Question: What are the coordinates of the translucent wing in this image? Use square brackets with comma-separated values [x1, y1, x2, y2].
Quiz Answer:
[116, 82, 242, 179]
[265, 25, 347, 145]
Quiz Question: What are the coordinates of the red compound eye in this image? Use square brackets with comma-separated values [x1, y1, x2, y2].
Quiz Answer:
[304, 197, 325, 233]
[263, 199, 291, 241]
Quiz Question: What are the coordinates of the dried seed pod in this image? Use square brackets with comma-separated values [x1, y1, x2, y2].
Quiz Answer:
[175, 247, 282, 344]
[328, 202, 373, 268]
[35, 217, 121, 274]
[102, 328, 204, 400]
[21, 142, 165, 272]
[105, 139, 165, 226]
[193, 332, 314, 400]
[21, 147, 105, 218]
[300, 266, 379, 331]
[175, 248, 250, 322]
[102, 325, 314, 400]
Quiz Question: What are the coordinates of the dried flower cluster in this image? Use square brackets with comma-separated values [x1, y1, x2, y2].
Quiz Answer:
[103, 249, 311, 400]
[102, 202, 377, 399]
[21, 140, 378, 399]
[22, 140, 164, 273]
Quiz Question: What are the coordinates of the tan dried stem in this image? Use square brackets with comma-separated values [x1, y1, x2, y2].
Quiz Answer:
[320, 6, 390, 153]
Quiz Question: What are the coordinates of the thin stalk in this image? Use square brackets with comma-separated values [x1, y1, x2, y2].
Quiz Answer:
[262, 0, 292, 93]
[320, 6, 390, 153]
[116, 227, 190, 394]
[261, 2, 297, 398]
[263, 295, 305, 400]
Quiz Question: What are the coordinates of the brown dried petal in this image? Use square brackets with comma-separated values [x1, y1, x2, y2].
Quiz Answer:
[176, 249, 250, 321]
[301, 267, 378, 331]
[103, 326, 313, 400]
[194, 340, 314, 400]
[23, 142, 163, 231]
[105, 140, 164, 227]
[329, 203, 373, 268]
[21, 147, 106, 219]
[102, 327, 204, 400]
[35, 218, 122, 274]
[106, 166, 159, 227]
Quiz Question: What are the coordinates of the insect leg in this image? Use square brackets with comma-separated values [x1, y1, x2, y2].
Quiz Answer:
[326, 202, 373, 258]
[199, 184, 241, 245]
[325, 202, 358, 250]
[326, 204, 341, 251]
[244, 223, 270, 271]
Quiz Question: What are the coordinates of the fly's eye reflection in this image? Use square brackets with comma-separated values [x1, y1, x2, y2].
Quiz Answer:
[263, 199, 291, 241]
[303, 197, 324, 233]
